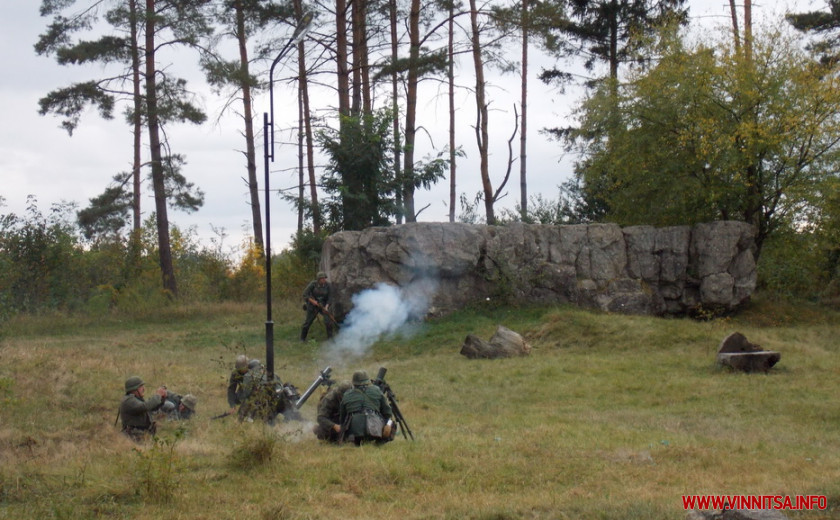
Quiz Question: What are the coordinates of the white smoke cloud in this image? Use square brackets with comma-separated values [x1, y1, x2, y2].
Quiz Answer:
[323, 279, 438, 364]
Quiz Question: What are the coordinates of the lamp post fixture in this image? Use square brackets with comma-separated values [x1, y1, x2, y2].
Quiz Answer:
[264, 15, 312, 382]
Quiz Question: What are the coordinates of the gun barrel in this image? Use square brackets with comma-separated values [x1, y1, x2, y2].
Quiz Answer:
[376, 366, 387, 382]
[294, 366, 332, 409]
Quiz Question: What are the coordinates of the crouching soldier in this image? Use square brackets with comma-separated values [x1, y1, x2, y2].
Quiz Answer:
[313, 381, 353, 443]
[119, 376, 167, 442]
[227, 354, 251, 414]
[339, 371, 392, 446]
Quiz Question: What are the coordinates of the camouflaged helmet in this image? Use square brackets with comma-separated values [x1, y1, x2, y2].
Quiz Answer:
[125, 376, 144, 393]
[352, 370, 370, 386]
[181, 394, 198, 411]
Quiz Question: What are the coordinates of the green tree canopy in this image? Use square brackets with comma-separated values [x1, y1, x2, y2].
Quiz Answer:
[787, 0, 840, 66]
[565, 26, 840, 257]
[319, 109, 397, 231]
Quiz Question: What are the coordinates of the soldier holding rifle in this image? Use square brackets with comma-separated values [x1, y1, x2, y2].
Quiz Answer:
[300, 271, 337, 341]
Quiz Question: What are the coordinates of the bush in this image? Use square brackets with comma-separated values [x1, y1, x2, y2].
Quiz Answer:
[228, 429, 277, 470]
[758, 230, 828, 300]
[0, 198, 91, 315]
[133, 434, 182, 504]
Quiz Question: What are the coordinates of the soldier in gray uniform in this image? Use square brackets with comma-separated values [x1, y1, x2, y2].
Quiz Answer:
[339, 371, 392, 446]
[161, 392, 198, 420]
[119, 376, 167, 442]
[313, 381, 353, 443]
[226, 354, 250, 414]
[300, 271, 336, 341]
[237, 359, 272, 422]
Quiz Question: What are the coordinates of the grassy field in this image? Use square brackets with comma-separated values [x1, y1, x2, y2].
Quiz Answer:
[1, 296, 838, 520]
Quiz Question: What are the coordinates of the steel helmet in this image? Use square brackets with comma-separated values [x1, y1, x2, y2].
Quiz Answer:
[125, 376, 144, 393]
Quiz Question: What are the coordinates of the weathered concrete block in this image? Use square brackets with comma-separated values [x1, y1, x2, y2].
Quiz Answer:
[321, 221, 757, 318]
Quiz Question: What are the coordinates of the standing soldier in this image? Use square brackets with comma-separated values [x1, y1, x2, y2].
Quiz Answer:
[119, 376, 167, 442]
[300, 271, 337, 341]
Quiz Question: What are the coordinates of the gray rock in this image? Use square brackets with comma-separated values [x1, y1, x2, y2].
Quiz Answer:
[717, 351, 781, 373]
[718, 332, 762, 353]
[460, 326, 531, 359]
[320, 221, 757, 318]
[716, 332, 781, 373]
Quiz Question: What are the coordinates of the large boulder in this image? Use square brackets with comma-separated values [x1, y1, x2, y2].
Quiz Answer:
[460, 326, 532, 359]
[320, 221, 757, 318]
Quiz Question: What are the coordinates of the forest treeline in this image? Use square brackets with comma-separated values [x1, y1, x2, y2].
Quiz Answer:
[3, 0, 839, 316]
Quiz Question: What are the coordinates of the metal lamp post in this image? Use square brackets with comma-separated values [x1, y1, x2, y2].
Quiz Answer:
[264, 15, 313, 382]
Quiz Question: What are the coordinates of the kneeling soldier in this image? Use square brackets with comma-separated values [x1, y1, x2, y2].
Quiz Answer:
[119, 376, 167, 442]
[339, 371, 392, 446]
[313, 381, 353, 443]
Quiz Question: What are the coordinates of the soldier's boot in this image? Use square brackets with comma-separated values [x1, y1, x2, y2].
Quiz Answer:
[300, 325, 310, 342]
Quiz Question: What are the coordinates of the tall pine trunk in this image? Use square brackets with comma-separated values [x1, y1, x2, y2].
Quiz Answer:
[448, 0, 456, 223]
[145, 0, 178, 296]
[744, 0, 752, 63]
[234, 0, 264, 253]
[130, 0, 143, 232]
[389, 0, 404, 223]
[469, 0, 494, 224]
[350, 0, 371, 115]
[728, 0, 740, 53]
[295, 0, 320, 233]
[519, 0, 529, 219]
[336, 0, 350, 117]
[402, 0, 421, 222]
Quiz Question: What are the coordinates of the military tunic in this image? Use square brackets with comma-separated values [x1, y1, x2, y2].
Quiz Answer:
[227, 369, 247, 408]
[301, 279, 336, 338]
[237, 365, 278, 422]
[339, 384, 392, 443]
[313, 382, 353, 442]
[120, 392, 164, 441]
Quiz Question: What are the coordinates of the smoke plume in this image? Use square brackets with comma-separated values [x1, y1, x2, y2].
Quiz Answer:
[323, 279, 437, 364]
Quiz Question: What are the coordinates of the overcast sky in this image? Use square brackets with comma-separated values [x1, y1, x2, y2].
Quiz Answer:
[1, 0, 810, 257]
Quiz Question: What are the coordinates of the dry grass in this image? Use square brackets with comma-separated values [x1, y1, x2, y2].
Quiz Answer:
[1, 297, 839, 519]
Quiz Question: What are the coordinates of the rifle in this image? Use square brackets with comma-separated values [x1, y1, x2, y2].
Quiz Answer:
[372, 367, 414, 440]
[337, 413, 353, 445]
[211, 410, 234, 420]
[307, 297, 340, 329]
[294, 366, 334, 409]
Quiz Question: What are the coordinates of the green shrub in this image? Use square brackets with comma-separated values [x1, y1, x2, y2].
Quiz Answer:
[758, 230, 827, 299]
[228, 428, 277, 470]
[133, 433, 183, 504]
